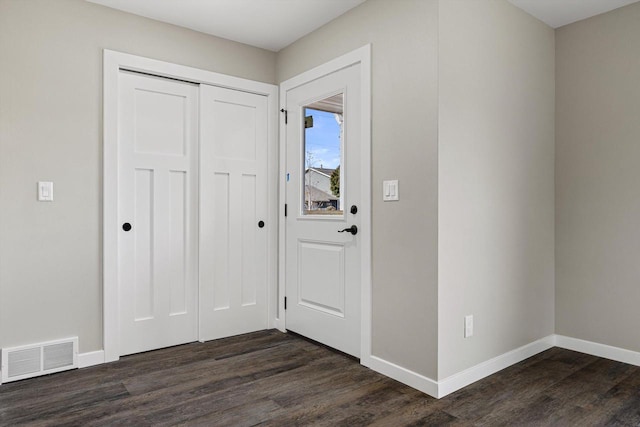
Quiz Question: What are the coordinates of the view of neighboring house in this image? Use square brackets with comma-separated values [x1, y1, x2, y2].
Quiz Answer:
[304, 167, 339, 211]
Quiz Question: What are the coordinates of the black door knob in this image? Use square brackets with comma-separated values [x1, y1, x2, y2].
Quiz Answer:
[350, 205, 358, 215]
[338, 225, 358, 235]
[258, 220, 265, 228]
[122, 222, 132, 232]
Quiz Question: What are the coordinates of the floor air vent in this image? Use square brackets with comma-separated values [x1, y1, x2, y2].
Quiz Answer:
[1, 337, 78, 383]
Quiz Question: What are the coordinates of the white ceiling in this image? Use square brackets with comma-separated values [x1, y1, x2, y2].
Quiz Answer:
[88, 0, 640, 52]
[87, 0, 365, 52]
[508, 0, 640, 28]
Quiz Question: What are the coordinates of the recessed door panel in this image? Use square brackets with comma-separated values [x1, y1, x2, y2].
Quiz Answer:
[212, 101, 257, 160]
[134, 168, 154, 321]
[213, 172, 230, 311]
[169, 170, 187, 316]
[298, 241, 345, 317]
[241, 174, 258, 306]
[134, 89, 186, 155]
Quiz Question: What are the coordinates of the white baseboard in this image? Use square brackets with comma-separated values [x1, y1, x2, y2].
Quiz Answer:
[555, 335, 640, 367]
[78, 350, 105, 368]
[368, 335, 640, 399]
[365, 335, 555, 399]
[437, 335, 556, 398]
[366, 355, 439, 398]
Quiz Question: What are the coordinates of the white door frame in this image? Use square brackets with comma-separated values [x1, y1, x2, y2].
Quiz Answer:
[278, 45, 372, 365]
[103, 50, 279, 363]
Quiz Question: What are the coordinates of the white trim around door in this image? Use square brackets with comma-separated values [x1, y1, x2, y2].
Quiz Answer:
[278, 45, 372, 365]
[103, 50, 279, 363]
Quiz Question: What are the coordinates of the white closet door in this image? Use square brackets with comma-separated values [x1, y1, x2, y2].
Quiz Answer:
[118, 71, 199, 356]
[199, 85, 269, 341]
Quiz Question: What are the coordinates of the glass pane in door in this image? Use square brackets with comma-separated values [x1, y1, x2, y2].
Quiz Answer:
[302, 93, 343, 216]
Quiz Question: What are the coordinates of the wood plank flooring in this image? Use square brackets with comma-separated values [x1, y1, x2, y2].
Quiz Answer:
[1, 330, 640, 426]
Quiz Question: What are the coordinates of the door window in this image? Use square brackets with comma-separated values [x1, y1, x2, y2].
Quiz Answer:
[302, 93, 343, 216]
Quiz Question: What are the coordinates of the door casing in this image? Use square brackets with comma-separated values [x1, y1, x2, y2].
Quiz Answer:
[278, 45, 372, 366]
[103, 50, 279, 363]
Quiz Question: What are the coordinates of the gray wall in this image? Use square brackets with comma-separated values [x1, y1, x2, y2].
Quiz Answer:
[0, 0, 276, 353]
[555, 2, 640, 351]
[438, 0, 555, 379]
[278, 0, 440, 379]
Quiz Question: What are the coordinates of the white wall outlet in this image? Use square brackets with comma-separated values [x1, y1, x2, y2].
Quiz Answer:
[464, 315, 473, 338]
[38, 181, 54, 202]
[383, 180, 399, 201]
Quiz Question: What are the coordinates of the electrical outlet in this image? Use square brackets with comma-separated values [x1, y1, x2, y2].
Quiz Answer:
[464, 315, 473, 338]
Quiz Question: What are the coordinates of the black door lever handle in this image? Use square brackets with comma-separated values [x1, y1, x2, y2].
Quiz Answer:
[338, 225, 358, 235]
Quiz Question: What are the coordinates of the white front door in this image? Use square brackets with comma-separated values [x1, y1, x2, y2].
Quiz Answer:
[118, 71, 198, 356]
[199, 85, 269, 340]
[284, 64, 362, 357]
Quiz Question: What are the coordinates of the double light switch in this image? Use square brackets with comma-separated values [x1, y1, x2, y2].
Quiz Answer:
[38, 181, 54, 201]
[383, 180, 399, 201]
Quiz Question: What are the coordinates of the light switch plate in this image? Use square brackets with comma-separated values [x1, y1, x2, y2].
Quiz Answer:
[38, 181, 53, 201]
[383, 180, 399, 201]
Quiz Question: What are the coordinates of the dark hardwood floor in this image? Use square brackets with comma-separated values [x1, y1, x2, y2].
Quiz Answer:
[1, 330, 640, 426]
